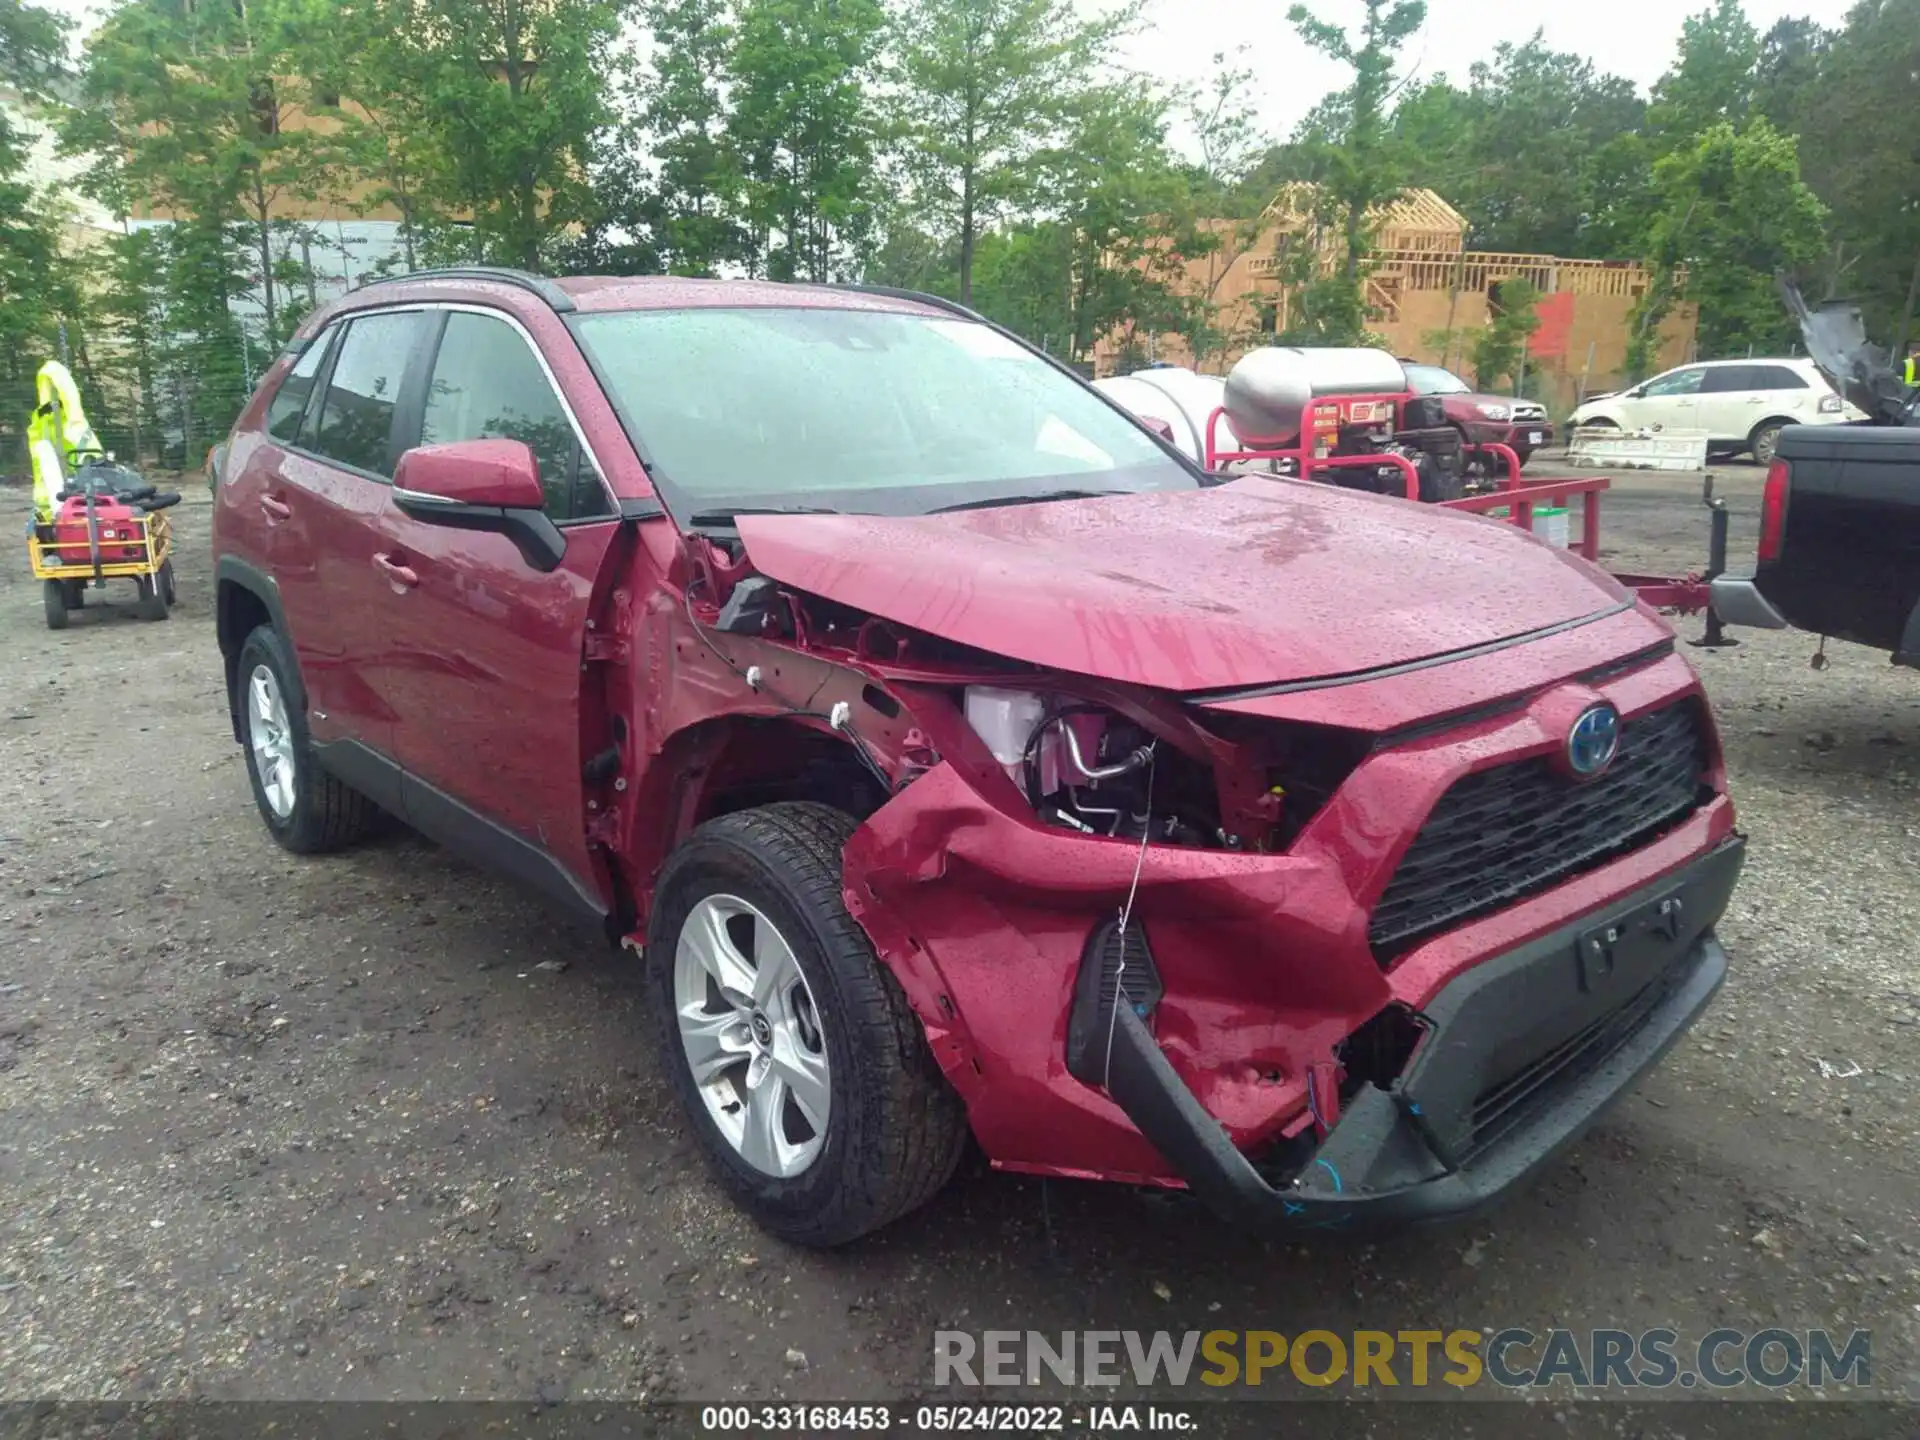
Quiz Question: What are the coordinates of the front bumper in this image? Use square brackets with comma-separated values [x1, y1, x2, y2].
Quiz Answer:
[1098, 836, 1744, 1229]
[1468, 420, 1554, 452]
[1708, 574, 1789, 630]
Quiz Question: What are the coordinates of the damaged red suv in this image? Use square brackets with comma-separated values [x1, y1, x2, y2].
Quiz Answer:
[211, 268, 1743, 1245]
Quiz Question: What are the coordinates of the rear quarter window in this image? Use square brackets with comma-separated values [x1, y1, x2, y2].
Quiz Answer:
[266, 330, 334, 444]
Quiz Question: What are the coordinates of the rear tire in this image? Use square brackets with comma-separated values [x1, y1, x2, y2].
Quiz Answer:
[236, 624, 381, 854]
[158, 558, 177, 607]
[138, 572, 170, 621]
[43, 580, 68, 631]
[649, 803, 969, 1246]
[1749, 420, 1787, 467]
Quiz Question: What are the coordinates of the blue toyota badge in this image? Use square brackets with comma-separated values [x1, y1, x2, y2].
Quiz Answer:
[1567, 703, 1621, 778]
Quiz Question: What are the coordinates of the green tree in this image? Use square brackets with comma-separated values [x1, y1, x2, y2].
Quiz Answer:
[1636, 119, 1828, 364]
[636, 0, 748, 274]
[1647, 0, 1760, 143]
[1390, 37, 1646, 257]
[889, 0, 1140, 305]
[0, 0, 77, 468]
[1467, 278, 1543, 390]
[727, 0, 884, 282]
[65, 0, 335, 345]
[1287, 0, 1425, 283]
[347, 0, 624, 268]
[1795, 0, 1920, 348]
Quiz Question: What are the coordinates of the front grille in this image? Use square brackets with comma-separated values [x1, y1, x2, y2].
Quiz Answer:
[1369, 700, 1708, 959]
[1512, 403, 1548, 422]
[1466, 965, 1681, 1157]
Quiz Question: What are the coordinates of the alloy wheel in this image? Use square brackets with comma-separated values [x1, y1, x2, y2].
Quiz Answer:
[672, 894, 830, 1178]
[247, 663, 298, 820]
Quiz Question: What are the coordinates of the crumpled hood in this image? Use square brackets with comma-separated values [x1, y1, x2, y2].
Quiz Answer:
[734, 479, 1630, 693]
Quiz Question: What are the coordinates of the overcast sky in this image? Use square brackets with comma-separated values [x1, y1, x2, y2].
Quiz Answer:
[1122, 0, 1854, 148]
[40, 0, 1857, 151]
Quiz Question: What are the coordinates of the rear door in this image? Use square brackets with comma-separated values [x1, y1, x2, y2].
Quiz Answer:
[1696, 365, 1760, 442]
[1748, 363, 1816, 423]
[373, 307, 623, 916]
[225, 326, 337, 642]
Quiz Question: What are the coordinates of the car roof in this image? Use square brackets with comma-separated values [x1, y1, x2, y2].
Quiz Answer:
[315, 272, 951, 324]
[1679, 357, 1819, 370]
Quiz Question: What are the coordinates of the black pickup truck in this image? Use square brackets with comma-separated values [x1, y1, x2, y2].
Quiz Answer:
[1710, 288, 1920, 660]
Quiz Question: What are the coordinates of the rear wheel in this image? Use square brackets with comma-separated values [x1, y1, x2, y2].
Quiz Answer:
[158, 558, 177, 607]
[62, 580, 85, 609]
[649, 803, 969, 1246]
[237, 624, 382, 853]
[1749, 420, 1787, 467]
[43, 580, 68, 631]
[137, 573, 170, 621]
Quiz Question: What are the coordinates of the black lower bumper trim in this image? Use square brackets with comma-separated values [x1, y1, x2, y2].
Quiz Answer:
[1102, 837, 1743, 1229]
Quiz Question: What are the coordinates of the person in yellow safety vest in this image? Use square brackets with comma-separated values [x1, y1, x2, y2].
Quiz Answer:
[1905, 343, 1918, 390]
[27, 359, 103, 524]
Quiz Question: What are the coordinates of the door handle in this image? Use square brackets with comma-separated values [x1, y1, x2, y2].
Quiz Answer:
[372, 552, 419, 589]
[260, 495, 292, 521]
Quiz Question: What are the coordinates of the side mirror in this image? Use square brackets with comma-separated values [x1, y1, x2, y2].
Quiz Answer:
[392, 438, 565, 572]
[1140, 415, 1177, 443]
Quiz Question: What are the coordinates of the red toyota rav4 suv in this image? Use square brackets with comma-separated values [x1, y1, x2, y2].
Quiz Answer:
[212, 268, 1744, 1245]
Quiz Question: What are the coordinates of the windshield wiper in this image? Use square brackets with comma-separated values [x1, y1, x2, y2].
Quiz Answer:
[686, 505, 838, 527]
[927, 489, 1127, 515]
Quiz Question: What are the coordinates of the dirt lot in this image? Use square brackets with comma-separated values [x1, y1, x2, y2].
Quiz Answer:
[2, 467, 1917, 1430]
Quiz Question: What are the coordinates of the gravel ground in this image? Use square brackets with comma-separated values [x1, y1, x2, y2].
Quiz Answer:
[1, 466, 1917, 1432]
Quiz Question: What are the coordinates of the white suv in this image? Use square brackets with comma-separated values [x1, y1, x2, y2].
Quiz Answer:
[1570, 357, 1866, 465]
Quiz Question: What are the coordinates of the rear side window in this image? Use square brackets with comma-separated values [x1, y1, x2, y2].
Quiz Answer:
[1752, 365, 1808, 390]
[311, 311, 430, 476]
[266, 329, 335, 444]
[420, 310, 609, 520]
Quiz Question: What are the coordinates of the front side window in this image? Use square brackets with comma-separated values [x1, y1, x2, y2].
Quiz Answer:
[420, 311, 607, 520]
[570, 306, 1195, 518]
[311, 310, 430, 476]
[267, 328, 335, 445]
[1642, 367, 1705, 398]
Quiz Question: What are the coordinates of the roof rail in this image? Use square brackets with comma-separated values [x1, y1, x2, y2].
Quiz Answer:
[350, 265, 576, 314]
[830, 283, 985, 323]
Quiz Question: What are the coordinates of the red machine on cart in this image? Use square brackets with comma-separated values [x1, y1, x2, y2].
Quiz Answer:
[1189, 346, 1731, 639]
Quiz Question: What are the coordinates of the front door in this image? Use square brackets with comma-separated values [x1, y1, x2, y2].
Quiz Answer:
[373, 307, 625, 915]
[1623, 365, 1706, 432]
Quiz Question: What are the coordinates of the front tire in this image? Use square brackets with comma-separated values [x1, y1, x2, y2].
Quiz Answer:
[648, 803, 969, 1246]
[43, 580, 68, 631]
[236, 624, 381, 854]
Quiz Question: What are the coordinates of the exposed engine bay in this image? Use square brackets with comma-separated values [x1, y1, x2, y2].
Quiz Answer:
[964, 688, 1229, 847]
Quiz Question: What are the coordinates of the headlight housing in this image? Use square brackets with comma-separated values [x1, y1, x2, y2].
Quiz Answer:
[1478, 403, 1512, 421]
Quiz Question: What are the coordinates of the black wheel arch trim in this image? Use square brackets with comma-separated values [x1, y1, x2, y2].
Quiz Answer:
[217, 555, 304, 742]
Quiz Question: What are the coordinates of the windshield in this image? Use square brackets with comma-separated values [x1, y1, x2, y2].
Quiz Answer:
[1402, 363, 1471, 396]
[570, 306, 1196, 517]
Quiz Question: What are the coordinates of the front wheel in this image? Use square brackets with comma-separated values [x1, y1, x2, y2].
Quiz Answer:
[649, 803, 969, 1246]
[43, 580, 68, 631]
